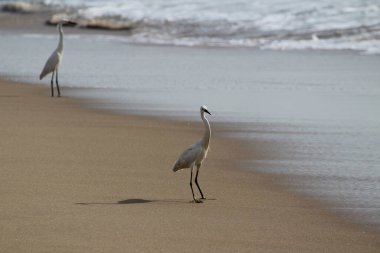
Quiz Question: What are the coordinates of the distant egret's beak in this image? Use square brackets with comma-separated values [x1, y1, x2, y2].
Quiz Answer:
[204, 109, 211, 115]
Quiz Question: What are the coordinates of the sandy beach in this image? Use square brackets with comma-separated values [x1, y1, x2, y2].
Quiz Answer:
[1, 79, 380, 252]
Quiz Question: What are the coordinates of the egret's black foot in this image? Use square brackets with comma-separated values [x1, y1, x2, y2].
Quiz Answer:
[193, 198, 203, 203]
[200, 197, 206, 200]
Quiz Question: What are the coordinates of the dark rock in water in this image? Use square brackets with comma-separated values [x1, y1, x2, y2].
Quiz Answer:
[45, 13, 77, 27]
[82, 18, 136, 31]
[1, 2, 37, 13]
[46, 14, 135, 30]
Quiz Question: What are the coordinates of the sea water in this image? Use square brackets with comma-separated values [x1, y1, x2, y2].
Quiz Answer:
[1, 0, 380, 53]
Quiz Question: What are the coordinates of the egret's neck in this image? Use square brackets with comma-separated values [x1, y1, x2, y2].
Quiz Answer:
[57, 25, 64, 52]
[201, 112, 211, 149]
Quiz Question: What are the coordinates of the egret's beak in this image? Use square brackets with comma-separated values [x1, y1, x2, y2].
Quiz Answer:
[204, 109, 211, 115]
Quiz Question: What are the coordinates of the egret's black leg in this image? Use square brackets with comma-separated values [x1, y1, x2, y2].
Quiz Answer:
[50, 71, 55, 97]
[190, 166, 202, 203]
[190, 166, 196, 201]
[195, 164, 205, 199]
[56, 69, 61, 97]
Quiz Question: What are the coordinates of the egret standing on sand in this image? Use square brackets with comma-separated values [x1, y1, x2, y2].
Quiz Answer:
[172, 105, 212, 203]
[39, 20, 72, 97]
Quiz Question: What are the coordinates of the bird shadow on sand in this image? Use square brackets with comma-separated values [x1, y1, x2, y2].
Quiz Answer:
[75, 198, 198, 206]
[117, 199, 154, 204]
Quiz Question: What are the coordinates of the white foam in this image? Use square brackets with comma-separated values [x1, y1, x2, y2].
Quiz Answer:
[6, 0, 380, 53]
[263, 36, 380, 55]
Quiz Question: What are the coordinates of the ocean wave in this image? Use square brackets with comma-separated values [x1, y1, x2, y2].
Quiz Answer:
[1, 0, 380, 54]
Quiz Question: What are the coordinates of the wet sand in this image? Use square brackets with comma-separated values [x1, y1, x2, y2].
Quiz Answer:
[1, 79, 380, 252]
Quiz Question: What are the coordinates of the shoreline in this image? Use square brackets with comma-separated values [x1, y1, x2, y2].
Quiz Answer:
[1, 79, 379, 252]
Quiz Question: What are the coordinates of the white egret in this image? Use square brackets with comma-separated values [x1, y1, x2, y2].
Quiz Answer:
[172, 105, 212, 203]
[39, 20, 73, 97]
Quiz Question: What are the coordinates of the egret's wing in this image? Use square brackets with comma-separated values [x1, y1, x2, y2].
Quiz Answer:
[172, 142, 202, 172]
[39, 50, 59, 80]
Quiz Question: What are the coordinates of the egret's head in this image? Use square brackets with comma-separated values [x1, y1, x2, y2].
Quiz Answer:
[57, 19, 76, 28]
[201, 105, 211, 115]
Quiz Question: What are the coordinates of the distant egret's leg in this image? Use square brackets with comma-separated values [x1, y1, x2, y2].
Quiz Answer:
[56, 68, 61, 97]
[195, 164, 205, 199]
[50, 71, 55, 97]
[190, 166, 202, 203]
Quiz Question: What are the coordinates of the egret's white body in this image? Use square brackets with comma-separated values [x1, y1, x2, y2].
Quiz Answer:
[39, 22, 65, 97]
[173, 105, 212, 203]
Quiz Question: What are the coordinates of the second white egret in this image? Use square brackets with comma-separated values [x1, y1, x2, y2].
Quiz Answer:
[39, 20, 73, 97]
